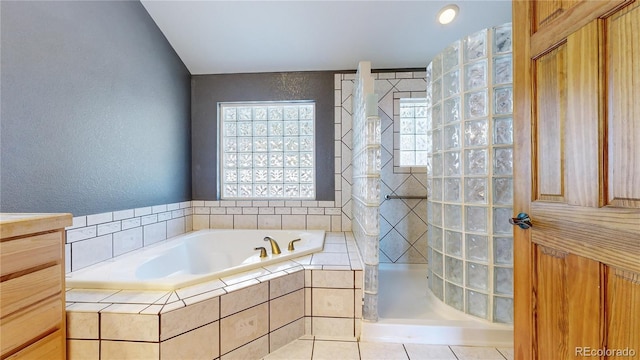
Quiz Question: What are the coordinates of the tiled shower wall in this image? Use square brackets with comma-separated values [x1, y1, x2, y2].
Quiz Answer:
[377, 73, 429, 264]
[339, 71, 429, 265]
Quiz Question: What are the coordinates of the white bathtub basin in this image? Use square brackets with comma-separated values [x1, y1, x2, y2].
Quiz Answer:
[66, 229, 324, 290]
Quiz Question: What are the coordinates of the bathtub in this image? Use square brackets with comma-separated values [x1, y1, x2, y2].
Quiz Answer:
[66, 229, 325, 290]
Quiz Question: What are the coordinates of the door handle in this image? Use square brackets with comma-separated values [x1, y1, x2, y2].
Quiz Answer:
[509, 212, 532, 229]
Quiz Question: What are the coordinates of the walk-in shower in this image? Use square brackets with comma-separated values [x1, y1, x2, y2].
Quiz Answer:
[354, 23, 514, 346]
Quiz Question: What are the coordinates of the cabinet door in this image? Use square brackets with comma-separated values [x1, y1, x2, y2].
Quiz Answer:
[513, 0, 640, 358]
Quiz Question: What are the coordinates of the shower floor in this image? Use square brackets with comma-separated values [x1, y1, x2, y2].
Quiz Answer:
[360, 263, 513, 347]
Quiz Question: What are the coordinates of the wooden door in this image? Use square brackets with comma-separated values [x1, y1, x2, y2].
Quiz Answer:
[513, 0, 640, 359]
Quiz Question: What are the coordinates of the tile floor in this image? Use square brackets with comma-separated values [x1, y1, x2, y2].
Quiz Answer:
[263, 336, 514, 360]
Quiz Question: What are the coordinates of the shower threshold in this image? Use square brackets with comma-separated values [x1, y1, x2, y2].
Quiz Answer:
[360, 263, 513, 347]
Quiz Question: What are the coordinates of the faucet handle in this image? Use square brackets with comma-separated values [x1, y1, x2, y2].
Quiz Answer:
[287, 238, 301, 251]
[254, 247, 268, 258]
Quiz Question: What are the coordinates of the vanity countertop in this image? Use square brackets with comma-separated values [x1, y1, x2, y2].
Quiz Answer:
[0, 213, 72, 239]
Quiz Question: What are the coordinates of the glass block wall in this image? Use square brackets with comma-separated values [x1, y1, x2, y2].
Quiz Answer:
[351, 61, 381, 321]
[219, 102, 315, 199]
[426, 23, 514, 323]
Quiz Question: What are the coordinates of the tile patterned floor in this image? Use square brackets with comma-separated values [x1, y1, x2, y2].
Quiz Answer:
[263, 336, 514, 360]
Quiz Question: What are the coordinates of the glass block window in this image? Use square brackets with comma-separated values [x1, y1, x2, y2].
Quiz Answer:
[219, 101, 315, 199]
[399, 98, 429, 166]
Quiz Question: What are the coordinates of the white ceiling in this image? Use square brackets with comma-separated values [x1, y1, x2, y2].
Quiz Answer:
[141, 0, 512, 75]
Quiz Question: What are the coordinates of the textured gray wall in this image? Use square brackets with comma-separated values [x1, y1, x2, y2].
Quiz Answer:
[1, 1, 191, 216]
[191, 72, 335, 200]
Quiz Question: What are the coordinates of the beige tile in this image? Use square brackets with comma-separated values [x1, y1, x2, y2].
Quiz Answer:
[160, 296, 219, 341]
[192, 214, 210, 230]
[233, 214, 257, 229]
[322, 265, 352, 271]
[270, 270, 304, 299]
[101, 313, 158, 341]
[322, 243, 348, 253]
[269, 318, 305, 353]
[221, 281, 268, 317]
[66, 289, 118, 302]
[285, 265, 305, 274]
[176, 278, 226, 299]
[312, 288, 354, 317]
[354, 289, 363, 318]
[307, 215, 331, 230]
[222, 269, 270, 286]
[140, 304, 163, 315]
[355, 270, 363, 288]
[450, 346, 505, 360]
[101, 290, 169, 304]
[210, 214, 233, 228]
[221, 335, 269, 360]
[101, 340, 159, 360]
[359, 342, 409, 360]
[325, 232, 345, 243]
[153, 292, 172, 305]
[258, 214, 282, 229]
[160, 321, 219, 360]
[264, 338, 313, 360]
[331, 216, 342, 232]
[66, 302, 110, 312]
[311, 253, 350, 266]
[100, 303, 148, 314]
[182, 288, 225, 306]
[258, 270, 288, 282]
[270, 289, 304, 330]
[264, 260, 301, 273]
[305, 316, 312, 334]
[160, 300, 185, 313]
[294, 254, 313, 265]
[305, 269, 312, 286]
[312, 340, 359, 360]
[67, 339, 99, 360]
[282, 214, 306, 229]
[312, 317, 354, 338]
[67, 311, 98, 339]
[305, 288, 312, 316]
[220, 302, 269, 354]
[312, 270, 354, 288]
[498, 347, 515, 360]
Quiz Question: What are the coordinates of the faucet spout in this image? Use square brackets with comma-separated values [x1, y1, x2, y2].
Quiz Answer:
[263, 236, 282, 255]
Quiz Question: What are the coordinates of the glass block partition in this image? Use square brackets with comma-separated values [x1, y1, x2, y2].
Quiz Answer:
[426, 23, 514, 323]
[351, 61, 381, 321]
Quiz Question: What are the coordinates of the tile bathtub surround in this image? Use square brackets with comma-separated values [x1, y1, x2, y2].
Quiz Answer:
[65, 201, 193, 272]
[66, 232, 364, 360]
[190, 200, 345, 232]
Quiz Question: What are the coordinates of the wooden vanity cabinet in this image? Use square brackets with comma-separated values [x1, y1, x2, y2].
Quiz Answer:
[0, 213, 72, 360]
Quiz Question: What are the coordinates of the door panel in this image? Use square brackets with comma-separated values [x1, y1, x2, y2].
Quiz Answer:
[534, 44, 566, 202]
[565, 20, 601, 207]
[608, 3, 640, 208]
[533, 0, 582, 31]
[534, 247, 602, 359]
[514, 0, 640, 358]
[606, 269, 640, 354]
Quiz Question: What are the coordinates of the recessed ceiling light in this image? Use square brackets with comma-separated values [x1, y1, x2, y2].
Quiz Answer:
[438, 4, 459, 25]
